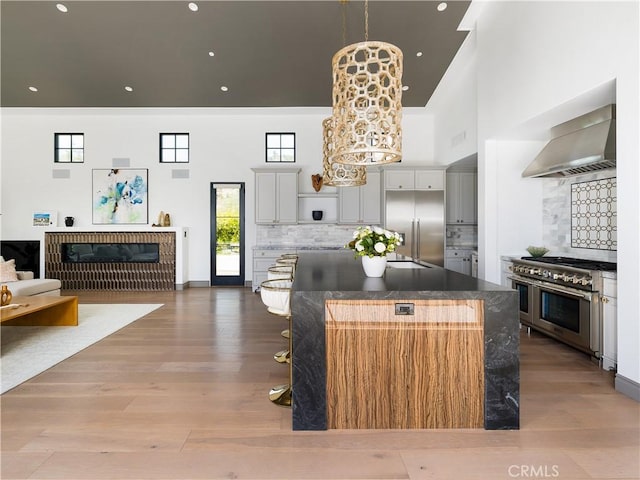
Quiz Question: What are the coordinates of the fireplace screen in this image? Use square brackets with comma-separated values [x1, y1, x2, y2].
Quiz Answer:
[61, 243, 159, 263]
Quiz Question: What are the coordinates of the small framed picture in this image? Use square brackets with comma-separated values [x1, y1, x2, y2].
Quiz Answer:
[33, 211, 57, 227]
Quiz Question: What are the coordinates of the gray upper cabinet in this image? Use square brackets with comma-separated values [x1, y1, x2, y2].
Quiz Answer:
[339, 170, 382, 224]
[384, 168, 445, 190]
[446, 172, 477, 224]
[252, 168, 300, 224]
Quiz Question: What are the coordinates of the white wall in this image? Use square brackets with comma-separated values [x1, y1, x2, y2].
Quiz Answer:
[426, 31, 478, 165]
[0, 107, 433, 283]
[429, 0, 638, 393]
[472, 1, 639, 391]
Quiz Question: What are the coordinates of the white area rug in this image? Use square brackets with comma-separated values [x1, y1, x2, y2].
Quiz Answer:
[0, 303, 162, 394]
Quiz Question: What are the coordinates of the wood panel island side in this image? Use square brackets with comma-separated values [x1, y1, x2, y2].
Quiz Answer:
[291, 251, 519, 431]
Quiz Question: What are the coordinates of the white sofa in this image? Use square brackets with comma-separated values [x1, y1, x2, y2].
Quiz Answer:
[4, 271, 61, 297]
[1, 256, 61, 297]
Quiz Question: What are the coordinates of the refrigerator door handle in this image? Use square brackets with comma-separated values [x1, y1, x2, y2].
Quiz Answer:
[416, 218, 421, 259]
[411, 220, 416, 259]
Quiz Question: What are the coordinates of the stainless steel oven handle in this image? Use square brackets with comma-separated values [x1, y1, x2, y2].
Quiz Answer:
[508, 275, 534, 284]
[538, 284, 592, 300]
[509, 275, 592, 300]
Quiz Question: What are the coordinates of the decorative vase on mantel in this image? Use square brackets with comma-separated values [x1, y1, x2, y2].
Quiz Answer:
[361, 255, 387, 278]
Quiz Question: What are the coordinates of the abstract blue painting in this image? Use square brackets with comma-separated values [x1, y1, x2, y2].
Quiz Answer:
[92, 169, 148, 224]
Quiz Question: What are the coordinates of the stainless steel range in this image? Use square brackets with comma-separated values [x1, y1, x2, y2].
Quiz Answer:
[509, 256, 616, 358]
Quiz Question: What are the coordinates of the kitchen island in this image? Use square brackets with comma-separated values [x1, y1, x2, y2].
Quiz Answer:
[291, 251, 519, 430]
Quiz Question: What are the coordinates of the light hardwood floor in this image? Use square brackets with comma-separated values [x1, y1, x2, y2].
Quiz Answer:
[1, 288, 638, 480]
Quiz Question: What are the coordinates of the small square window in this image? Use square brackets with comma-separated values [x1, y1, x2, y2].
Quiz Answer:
[160, 133, 189, 163]
[265, 133, 295, 163]
[55, 133, 84, 163]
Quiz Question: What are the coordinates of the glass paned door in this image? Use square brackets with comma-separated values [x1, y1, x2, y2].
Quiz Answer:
[211, 183, 245, 286]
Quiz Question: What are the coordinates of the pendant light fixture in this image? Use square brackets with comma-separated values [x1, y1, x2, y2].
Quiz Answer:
[322, 116, 367, 187]
[331, 0, 403, 165]
[323, 1, 367, 187]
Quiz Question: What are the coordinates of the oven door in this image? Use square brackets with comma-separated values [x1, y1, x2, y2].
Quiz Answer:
[510, 276, 536, 327]
[534, 282, 596, 356]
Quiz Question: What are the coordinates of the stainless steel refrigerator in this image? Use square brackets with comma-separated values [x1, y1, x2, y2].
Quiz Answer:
[385, 190, 445, 266]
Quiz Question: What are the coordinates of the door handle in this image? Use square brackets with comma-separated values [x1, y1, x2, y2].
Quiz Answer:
[410, 220, 416, 258]
[416, 218, 421, 259]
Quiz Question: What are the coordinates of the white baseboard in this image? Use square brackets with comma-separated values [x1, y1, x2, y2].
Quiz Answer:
[615, 373, 640, 402]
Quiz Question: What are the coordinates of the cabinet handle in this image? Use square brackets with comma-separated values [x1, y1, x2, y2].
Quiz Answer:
[602, 297, 609, 303]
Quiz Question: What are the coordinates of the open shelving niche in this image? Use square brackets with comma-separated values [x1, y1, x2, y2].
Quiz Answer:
[297, 191, 338, 224]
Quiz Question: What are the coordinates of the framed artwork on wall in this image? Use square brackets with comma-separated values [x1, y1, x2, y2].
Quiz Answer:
[92, 169, 148, 224]
[32, 211, 57, 227]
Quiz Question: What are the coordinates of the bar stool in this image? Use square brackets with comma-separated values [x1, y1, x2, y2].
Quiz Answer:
[267, 265, 294, 362]
[274, 256, 297, 338]
[260, 278, 293, 407]
[276, 256, 297, 277]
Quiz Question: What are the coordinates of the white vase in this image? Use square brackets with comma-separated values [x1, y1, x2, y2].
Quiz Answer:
[361, 255, 387, 277]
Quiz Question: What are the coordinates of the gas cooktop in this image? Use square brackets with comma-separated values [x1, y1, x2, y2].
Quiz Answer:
[520, 256, 617, 271]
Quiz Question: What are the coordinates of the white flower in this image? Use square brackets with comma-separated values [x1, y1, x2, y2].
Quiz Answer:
[372, 226, 384, 235]
[384, 230, 393, 239]
[374, 242, 386, 253]
[355, 241, 364, 251]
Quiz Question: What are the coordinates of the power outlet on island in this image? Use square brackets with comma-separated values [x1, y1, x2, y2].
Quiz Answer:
[395, 303, 415, 315]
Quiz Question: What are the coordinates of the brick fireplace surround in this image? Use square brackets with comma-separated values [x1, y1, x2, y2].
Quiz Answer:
[45, 231, 176, 291]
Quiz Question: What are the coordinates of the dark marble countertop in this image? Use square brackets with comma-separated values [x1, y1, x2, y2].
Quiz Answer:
[292, 251, 510, 293]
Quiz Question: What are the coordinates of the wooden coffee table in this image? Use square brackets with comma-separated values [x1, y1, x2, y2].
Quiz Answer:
[0, 296, 78, 326]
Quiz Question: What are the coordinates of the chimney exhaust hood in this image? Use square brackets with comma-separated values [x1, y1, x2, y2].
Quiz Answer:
[522, 104, 616, 178]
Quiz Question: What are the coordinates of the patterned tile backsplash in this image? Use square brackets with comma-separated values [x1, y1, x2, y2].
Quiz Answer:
[543, 170, 617, 262]
[571, 177, 616, 250]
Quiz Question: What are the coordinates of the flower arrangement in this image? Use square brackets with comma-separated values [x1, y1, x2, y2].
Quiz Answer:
[346, 226, 402, 258]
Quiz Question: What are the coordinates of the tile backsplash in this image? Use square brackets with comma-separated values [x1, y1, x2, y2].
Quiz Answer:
[446, 225, 478, 248]
[570, 177, 616, 250]
[543, 170, 617, 262]
[256, 224, 359, 247]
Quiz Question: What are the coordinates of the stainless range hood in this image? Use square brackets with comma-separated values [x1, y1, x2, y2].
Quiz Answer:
[522, 104, 616, 178]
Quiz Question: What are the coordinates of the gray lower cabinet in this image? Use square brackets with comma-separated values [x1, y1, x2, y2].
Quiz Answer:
[445, 249, 473, 275]
[338, 170, 381, 224]
[252, 248, 296, 291]
[601, 277, 617, 371]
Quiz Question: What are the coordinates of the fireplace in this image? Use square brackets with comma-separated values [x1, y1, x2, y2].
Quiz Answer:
[0, 240, 40, 278]
[45, 232, 175, 291]
[61, 243, 160, 264]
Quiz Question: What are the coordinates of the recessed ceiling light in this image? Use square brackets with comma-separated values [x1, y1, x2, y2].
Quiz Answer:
[416, 52, 423, 57]
[28, 86, 38, 92]
[402, 85, 409, 91]
[124, 86, 133, 92]
[437, 2, 447, 12]
[188, 2, 198, 12]
[220, 86, 229, 92]
[208, 51, 215, 57]
[56, 3, 68, 13]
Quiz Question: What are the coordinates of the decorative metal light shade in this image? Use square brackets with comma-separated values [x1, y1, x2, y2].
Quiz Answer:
[331, 41, 403, 165]
[322, 116, 366, 187]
